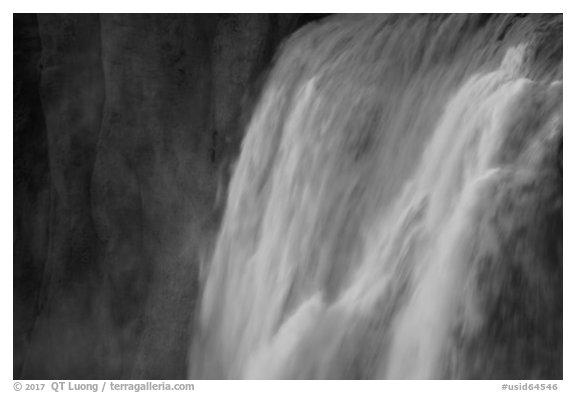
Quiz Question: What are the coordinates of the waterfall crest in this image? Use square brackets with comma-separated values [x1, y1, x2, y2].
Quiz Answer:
[190, 14, 562, 380]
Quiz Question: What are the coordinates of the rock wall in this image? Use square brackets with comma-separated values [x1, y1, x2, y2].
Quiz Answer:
[13, 13, 326, 379]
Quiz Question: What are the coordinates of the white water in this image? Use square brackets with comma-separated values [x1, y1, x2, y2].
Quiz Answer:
[191, 34, 562, 379]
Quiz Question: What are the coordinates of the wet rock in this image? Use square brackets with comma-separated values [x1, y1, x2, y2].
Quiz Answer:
[15, 13, 324, 379]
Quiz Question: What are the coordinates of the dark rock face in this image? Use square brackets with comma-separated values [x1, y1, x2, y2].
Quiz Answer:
[20, 14, 106, 379]
[14, 13, 324, 379]
[14, 13, 50, 380]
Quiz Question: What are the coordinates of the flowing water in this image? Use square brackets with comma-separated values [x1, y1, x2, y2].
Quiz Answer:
[189, 14, 563, 379]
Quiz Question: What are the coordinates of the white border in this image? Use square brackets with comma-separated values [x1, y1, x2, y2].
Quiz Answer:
[4, 4, 572, 391]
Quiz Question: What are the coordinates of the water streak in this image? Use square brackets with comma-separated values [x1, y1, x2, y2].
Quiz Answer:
[190, 15, 563, 379]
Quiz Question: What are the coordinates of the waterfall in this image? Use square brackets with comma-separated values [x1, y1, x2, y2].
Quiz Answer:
[189, 14, 562, 380]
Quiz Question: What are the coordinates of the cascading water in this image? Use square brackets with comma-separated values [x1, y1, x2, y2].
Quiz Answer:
[189, 14, 562, 379]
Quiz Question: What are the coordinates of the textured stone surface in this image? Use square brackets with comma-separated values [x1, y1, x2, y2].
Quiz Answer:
[20, 13, 105, 379]
[14, 13, 323, 379]
[14, 13, 50, 379]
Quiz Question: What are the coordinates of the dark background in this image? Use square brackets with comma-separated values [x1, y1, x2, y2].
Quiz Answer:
[13, 13, 327, 379]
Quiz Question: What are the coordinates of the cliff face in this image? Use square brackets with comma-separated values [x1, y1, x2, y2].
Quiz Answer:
[13, 13, 325, 379]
